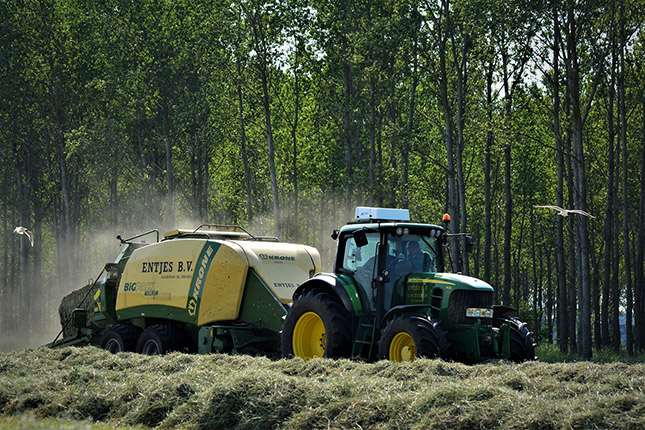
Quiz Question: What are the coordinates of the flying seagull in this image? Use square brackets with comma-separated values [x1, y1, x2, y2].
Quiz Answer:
[534, 205, 596, 219]
[14, 226, 34, 247]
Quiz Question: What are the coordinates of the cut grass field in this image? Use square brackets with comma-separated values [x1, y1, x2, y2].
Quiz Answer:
[0, 347, 643, 429]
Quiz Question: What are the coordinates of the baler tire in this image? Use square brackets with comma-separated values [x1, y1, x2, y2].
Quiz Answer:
[281, 290, 352, 360]
[378, 314, 442, 362]
[100, 324, 143, 353]
[494, 316, 537, 362]
[136, 324, 187, 355]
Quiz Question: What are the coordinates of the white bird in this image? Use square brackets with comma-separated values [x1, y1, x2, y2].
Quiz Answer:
[534, 205, 596, 219]
[14, 226, 34, 247]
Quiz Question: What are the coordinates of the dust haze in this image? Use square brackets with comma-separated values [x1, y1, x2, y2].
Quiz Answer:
[0, 192, 353, 352]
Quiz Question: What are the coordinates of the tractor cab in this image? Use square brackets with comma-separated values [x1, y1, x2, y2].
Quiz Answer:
[334, 209, 446, 318]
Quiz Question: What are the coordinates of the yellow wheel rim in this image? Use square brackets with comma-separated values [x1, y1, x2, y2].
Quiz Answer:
[292, 312, 326, 360]
[389, 332, 416, 362]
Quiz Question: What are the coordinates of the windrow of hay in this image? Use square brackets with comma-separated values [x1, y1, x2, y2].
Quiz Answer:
[0, 347, 643, 429]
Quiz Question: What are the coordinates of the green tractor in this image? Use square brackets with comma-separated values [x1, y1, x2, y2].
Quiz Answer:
[281, 207, 536, 362]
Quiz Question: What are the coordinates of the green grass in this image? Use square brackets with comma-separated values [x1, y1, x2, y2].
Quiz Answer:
[0, 347, 643, 429]
[0, 413, 147, 430]
[536, 343, 645, 364]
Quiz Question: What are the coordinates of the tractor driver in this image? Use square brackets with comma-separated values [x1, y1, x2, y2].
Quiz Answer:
[406, 239, 433, 272]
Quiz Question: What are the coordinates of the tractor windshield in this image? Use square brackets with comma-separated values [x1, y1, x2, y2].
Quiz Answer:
[384, 232, 439, 309]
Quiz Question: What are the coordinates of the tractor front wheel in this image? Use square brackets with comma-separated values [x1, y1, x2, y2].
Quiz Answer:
[99, 324, 142, 353]
[378, 314, 443, 362]
[494, 316, 537, 362]
[281, 290, 352, 360]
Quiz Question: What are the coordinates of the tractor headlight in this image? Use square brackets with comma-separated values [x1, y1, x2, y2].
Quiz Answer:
[465, 307, 493, 318]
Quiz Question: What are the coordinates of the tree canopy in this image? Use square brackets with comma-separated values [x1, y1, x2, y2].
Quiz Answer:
[1, 0, 644, 358]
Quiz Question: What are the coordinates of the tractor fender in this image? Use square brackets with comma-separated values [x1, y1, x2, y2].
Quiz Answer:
[493, 305, 517, 318]
[380, 304, 431, 329]
[293, 275, 354, 314]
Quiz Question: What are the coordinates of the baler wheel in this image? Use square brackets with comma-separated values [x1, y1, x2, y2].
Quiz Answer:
[378, 314, 442, 362]
[281, 290, 352, 360]
[136, 324, 187, 355]
[99, 324, 142, 353]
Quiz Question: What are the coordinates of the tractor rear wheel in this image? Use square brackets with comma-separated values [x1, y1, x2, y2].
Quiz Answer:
[494, 316, 537, 362]
[378, 314, 443, 362]
[136, 324, 187, 355]
[99, 324, 142, 353]
[281, 290, 352, 360]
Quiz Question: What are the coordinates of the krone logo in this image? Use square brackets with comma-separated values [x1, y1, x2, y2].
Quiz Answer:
[187, 298, 197, 316]
[258, 253, 295, 261]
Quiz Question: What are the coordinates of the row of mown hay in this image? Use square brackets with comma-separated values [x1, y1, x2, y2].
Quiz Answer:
[0, 347, 643, 429]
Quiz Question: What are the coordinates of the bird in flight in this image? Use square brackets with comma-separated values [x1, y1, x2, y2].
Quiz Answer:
[534, 205, 596, 219]
[14, 226, 34, 247]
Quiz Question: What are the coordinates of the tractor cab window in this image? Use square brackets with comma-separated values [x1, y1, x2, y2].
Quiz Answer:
[384, 232, 438, 308]
[341, 231, 380, 311]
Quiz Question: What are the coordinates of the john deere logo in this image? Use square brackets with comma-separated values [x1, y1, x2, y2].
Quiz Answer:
[258, 253, 295, 261]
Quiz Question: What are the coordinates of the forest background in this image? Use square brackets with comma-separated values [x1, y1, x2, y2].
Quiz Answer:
[0, 0, 643, 360]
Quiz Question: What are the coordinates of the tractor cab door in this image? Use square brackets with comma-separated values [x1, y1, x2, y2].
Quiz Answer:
[338, 231, 380, 311]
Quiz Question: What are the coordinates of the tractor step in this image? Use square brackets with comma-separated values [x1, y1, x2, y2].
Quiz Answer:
[352, 316, 376, 358]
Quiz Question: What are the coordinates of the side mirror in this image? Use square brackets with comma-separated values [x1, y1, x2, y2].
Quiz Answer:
[465, 236, 473, 253]
[331, 230, 340, 240]
[353, 230, 368, 247]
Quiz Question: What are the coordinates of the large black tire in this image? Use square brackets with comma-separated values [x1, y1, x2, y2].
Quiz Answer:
[494, 316, 537, 362]
[99, 324, 142, 353]
[281, 290, 352, 360]
[378, 313, 446, 362]
[136, 324, 188, 355]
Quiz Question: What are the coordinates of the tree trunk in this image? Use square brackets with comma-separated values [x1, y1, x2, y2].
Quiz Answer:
[531, 215, 539, 341]
[342, 49, 354, 217]
[236, 43, 253, 226]
[635, 91, 645, 352]
[403, 20, 419, 210]
[565, 119, 577, 354]
[291, 41, 300, 241]
[261, 65, 279, 235]
[546, 240, 554, 343]
[14, 144, 30, 345]
[618, 16, 633, 354]
[565, 4, 592, 359]
[162, 97, 174, 229]
[591, 232, 601, 346]
[612, 146, 622, 351]
[602, 40, 617, 348]
[453, 31, 469, 275]
[436, 0, 460, 273]
[109, 166, 118, 225]
[501, 46, 513, 307]
[246, 5, 279, 234]
[553, 7, 568, 354]
[369, 78, 376, 206]
[483, 56, 494, 284]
